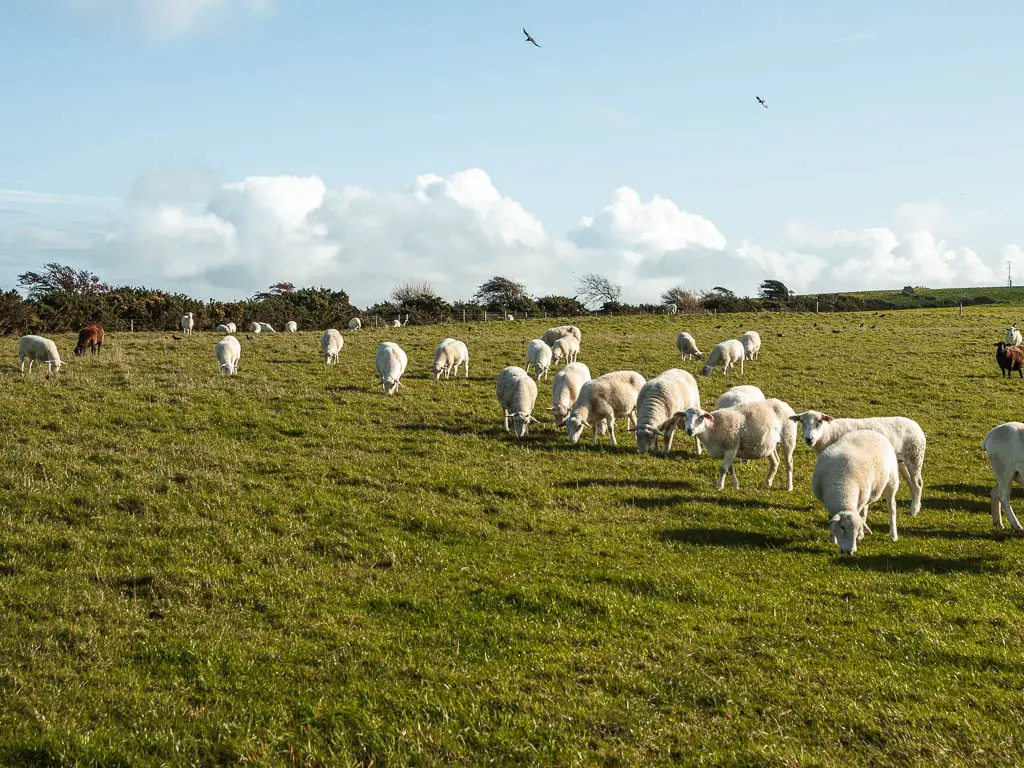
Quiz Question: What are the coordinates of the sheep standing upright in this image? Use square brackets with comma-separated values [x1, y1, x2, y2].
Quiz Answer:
[321, 329, 343, 365]
[181, 313, 195, 335]
[1006, 325, 1022, 346]
[348, 318, 362, 331]
[496, 366, 539, 438]
[285, 321, 298, 333]
[18, 335, 62, 373]
[676, 332, 702, 361]
[542, 325, 582, 347]
[215, 335, 241, 375]
[249, 322, 262, 334]
[994, 342, 1024, 378]
[664, 303, 678, 315]
[375, 342, 408, 395]
[701, 339, 744, 376]
[564, 371, 646, 446]
[634, 368, 701, 456]
[226, 322, 237, 333]
[982, 422, 1024, 531]
[676, 399, 797, 490]
[525, 339, 554, 381]
[432, 339, 469, 380]
[551, 335, 580, 366]
[716, 385, 765, 410]
[812, 430, 901, 554]
[550, 362, 591, 425]
[742, 330, 761, 360]
[74, 324, 104, 356]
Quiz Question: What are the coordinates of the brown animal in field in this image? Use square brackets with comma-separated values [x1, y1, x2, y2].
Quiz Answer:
[994, 341, 1024, 378]
[74, 324, 104, 356]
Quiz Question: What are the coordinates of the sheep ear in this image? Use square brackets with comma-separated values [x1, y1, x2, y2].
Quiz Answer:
[703, 413, 713, 422]
[830, 514, 842, 523]
[788, 415, 800, 422]
[821, 414, 834, 422]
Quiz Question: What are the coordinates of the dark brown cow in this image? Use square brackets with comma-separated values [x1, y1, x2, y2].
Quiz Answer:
[74, 324, 104, 357]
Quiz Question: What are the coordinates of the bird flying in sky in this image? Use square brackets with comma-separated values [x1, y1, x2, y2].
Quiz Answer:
[523, 28, 541, 47]
[756, 96, 768, 109]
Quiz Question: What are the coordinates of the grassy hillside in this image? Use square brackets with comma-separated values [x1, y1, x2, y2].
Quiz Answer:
[1, 309, 1023, 766]
[830, 285, 1024, 309]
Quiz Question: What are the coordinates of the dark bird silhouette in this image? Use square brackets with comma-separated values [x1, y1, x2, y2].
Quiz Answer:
[832, 329, 842, 334]
[246, 334, 254, 340]
[523, 27, 541, 47]
[171, 334, 183, 341]
[756, 96, 768, 109]
[870, 324, 877, 329]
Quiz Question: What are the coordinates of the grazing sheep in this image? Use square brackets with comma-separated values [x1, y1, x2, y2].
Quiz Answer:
[541, 325, 583, 346]
[321, 329, 343, 365]
[550, 362, 591, 425]
[675, 399, 797, 490]
[348, 318, 362, 331]
[392, 318, 401, 328]
[983, 422, 1024, 531]
[994, 342, 1024, 378]
[226, 322, 237, 333]
[664, 303, 678, 315]
[18, 335, 62, 373]
[701, 339, 745, 376]
[634, 368, 702, 456]
[564, 371, 647, 446]
[74, 324, 104, 357]
[676, 331, 702, 361]
[375, 342, 408, 395]
[496, 366, 539, 439]
[215, 335, 241, 375]
[259, 323, 276, 334]
[525, 339, 554, 380]
[215, 324, 230, 333]
[812, 430, 901, 555]
[181, 313, 195, 335]
[506, 314, 514, 321]
[432, 338, 469, 380]
[551, 335, 580, 366]
[1006, 325, 1022, 346]
[790, 410, 927, 517]
[742, 330, 761, 360]
[285, 321, 298, 333]
[250, 322, 262, 334]
[716, 385, 765, 410]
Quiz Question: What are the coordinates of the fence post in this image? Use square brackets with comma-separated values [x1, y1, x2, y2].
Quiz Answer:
[463, 309, 466, 323]
[484, 310, 488, 322]
[960, 301, 963, 316]
[130, 320, 134, 333]
[815, 301, 819, 313]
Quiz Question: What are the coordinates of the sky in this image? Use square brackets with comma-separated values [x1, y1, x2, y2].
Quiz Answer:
[2, 0, 1024, 306]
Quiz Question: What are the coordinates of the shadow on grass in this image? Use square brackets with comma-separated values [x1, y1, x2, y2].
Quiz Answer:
[554, 478, 697, 491]
[906, 527, 1014, 542]
[658, 526, 798, 550]
[930, 483, 992, 495]
[919, 496, 991, 514]
[642, 494, 813, 512]
[834, 553, 1004, 574]
[396, 422, 484, 437]
[325, 384, 368, 394]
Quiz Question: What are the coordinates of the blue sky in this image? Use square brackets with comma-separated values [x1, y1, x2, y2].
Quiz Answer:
[2, 1, 1024, 304]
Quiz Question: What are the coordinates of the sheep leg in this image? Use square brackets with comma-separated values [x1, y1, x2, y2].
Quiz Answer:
[662, 426, 676, 456]
[717, 449, 739, 490]
[740, 358, 745, 376]
[608, 419, 618, 446]
[503, 410, 511, 433]
[464, 361, 469, 378]
[1000, 483, 1024, 532]
[886, 480, 899, 542]
[694, 436, 703, 456]
[765, 450, 780, 488]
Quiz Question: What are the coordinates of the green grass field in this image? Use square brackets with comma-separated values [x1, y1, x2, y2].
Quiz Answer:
[835, 285, 1024, 308]
[2, 307, 1024, 766]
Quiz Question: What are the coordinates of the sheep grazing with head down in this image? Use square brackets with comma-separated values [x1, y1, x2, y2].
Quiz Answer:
[525, 339, 553, 380]
[226, 322, 237, 333]
[432, 338, 469, 380]
[982, 422, 1024, 531]
[664, 303, 678, 315]
[181, 312, 195, 335]
[215, 335, 241, 375]
[673, 399, 797, 490]
[249, 322, 262, 334]
[348, 318, 362, 331]
[496, 366, 539, 439]
[74, 324, 104, 357]
[701, 339, 744, 376]
[676, 332, 702, 361]
[812, 430, 901, 555]
[791, 409, 927, 515]
[215, 324, 230, 333]
[716, 385, 765, 410]
[375, 342, 408, 395]
[18, 335, 62, 374]
[742, 330, 761, 360]
[564, 370, 646, 446]
[994, 342, 1024, 378]
[551, 335, 580, 366]
[259, 323, 276, 334]
[550, 362, 591, 425]
[506, 314, 514, 321]
[285, 321, 298, 333]
[1006, 325, 1022, 346]
[542, 325, 582, 347]
[321, 329, 343, 365]
[634, 368, 702, 456]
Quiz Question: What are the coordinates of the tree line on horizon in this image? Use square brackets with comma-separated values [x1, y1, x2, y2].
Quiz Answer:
[0, 263, 1001, 336]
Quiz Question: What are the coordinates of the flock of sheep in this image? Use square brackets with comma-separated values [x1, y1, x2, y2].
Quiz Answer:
[13, 314, 1024, 556]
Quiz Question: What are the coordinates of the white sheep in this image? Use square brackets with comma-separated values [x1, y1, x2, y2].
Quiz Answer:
[392, 318, 401, 328]
[432, 338, 469, 380]
[716, 385, 765, 410]
[676, 399, 797, 490]
[215, 324, 230, 333]
[550, 362, 591, 424]
[226, 322, 237, 333]
[259, 323, 276, 333]
[701, 339, 744, 376]
[496, 366, 539, 439]
[249, 322, 262, 334]
[321, 329, 343, 365]
[506, 314, 514, 321]
[676, 331, 702, 361]
[633, 368, 701, 456]
[375, 342, 408, 395]
[1006, 325, 1022, 346]
[664, 303, 678, 315]
[17, 335, 62, 373]
[742, 330, 761, 360]
[541, 325, 582, 346]
[215, 335, 241, 375]
[982, 422, 1024, 531]
[551, 335, 580, 366]
[790, 410, 926, 517]
[525, 339, 553, 380]
[182, 312, 195, 335]
[564, 370, 647, 446]
[812, 430, 901, 555]
[285, 321, 298, 333]
[348, 318, 362, 331]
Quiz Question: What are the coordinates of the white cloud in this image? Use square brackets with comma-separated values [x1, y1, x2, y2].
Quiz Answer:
[0, 167, 1019, 305]
[65, 0, 271, 38]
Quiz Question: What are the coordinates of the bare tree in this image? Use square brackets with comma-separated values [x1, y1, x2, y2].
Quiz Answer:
[576, 273, 622, 309]
[660, 286, 701, 313]
[391, 279, 437, 305]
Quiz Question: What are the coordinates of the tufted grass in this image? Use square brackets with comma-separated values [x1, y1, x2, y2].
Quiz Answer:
[1, 308, 1023, 766]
